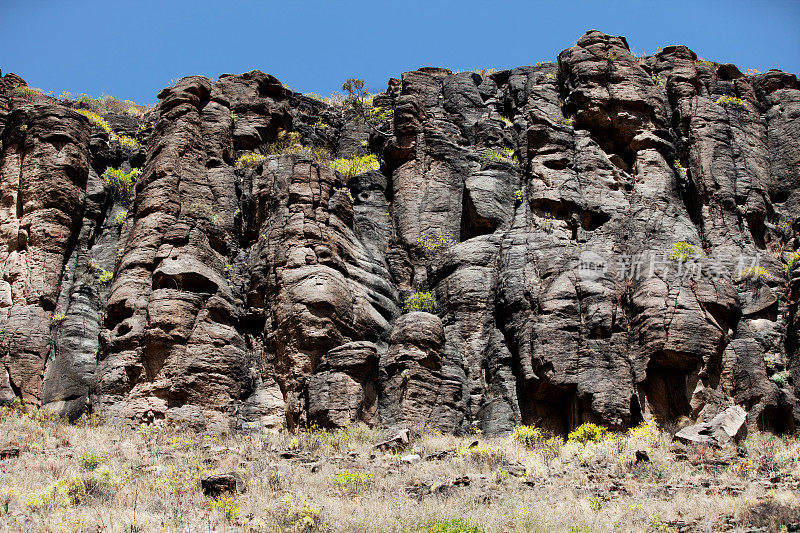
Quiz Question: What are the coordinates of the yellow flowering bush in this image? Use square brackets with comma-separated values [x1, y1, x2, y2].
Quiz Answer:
[102, 166, 140, 203]
[402, 291, 436, 313]
[209, 495, 240, 522]
[417, 234, 458, 253]
[669, 241, 703, 262]
[568, 423, 611, 444]
[76, 109, 140, 150]
[716, 95, 748, 108]
[331, 154, 379, 178]
[737, 266, 773, 282]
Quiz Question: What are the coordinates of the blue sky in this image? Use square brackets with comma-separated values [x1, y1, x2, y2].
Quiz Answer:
[2, 0, 798, 105]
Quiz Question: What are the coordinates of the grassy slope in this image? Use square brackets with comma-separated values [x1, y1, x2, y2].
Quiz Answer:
[0, 403, 798, 532]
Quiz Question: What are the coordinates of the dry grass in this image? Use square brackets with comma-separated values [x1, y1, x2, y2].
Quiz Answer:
[0, 403, 798, 532]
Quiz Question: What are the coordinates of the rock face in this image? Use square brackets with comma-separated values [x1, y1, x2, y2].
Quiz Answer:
[0, 31, 798, 435]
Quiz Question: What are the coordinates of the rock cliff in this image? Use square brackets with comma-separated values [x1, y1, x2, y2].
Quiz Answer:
[1, 31, 798, 435]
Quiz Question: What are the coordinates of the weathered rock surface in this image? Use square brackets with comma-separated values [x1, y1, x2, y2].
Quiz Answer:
[675, 405, 748, 446]
[0, 31, 798, 436]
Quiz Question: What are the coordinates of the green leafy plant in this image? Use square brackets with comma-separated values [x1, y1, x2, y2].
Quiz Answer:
[651, 73, 666, 87]
[102, 166, 140, 203]
[669, 241, 703, 262]
[558, 116, 574, 126]
[97, 270, 113, 284]
[674, 160, 687, 175]
[770, 370, 790, 386]
[331, 153, 379, 178]
[421, 518, 485, 533]
[568, 422, 610, 444]
[716, 95, 748, 108]
[114, 210, 127, 226]
[514, 189, 524, 203]
[370, 106, 394, 124]
[695, 59, 714, 67]
[312, 117, 328, 129]
[52, 313, 66, 326]
[403, 291, 436, 313]
[782, 250, 800, 275]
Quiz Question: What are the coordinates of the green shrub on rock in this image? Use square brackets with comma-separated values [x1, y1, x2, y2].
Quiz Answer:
[403, 291, 436, 313]
[331, 154, 379, 178]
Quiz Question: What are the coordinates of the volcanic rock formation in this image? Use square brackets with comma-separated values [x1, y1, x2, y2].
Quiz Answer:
[1, 31, 798, 435]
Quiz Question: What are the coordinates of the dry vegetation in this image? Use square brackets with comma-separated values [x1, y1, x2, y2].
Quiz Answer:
[1, 402, 798, 532]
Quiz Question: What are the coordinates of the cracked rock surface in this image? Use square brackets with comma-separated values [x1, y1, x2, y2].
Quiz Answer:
[0, 30, 798, 435]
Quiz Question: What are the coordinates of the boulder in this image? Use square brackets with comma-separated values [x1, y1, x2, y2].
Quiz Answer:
[675, 406, 748, 446]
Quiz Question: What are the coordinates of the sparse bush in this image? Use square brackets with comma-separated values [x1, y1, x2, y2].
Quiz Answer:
[312, 117, 328, 129]
[114, 210, 127, 226]
[514, 189, 524, 203]
[737, 266, 773, 282]
[770, 370, 789, 386]
[235, 152, 268, 168]
[669, 241, 703, 262]
[13, 85, 57, 105]
[588, 496, 606, 512]
[417, 234, 458, 254]
[716, 95, 748, 108]
[568, 423, 610, 444]
[329, 471, 373, 495]
[558, 116, 574, 126]
[538, 212, 555, 230]
[783, 249, 800, 275]
[79, 452, 103, 470]
[282, 493, 321, 532]
[459, 444, 506, 466]
[331, 153, 380, 178]
[480, 148, 515, 165]
[209, 495, 240, 522]
[370, 106, 394, 125]
[52, 313, 66, 326]
[651, 72, 666, 87]
[674, 160, 687, 175]
[695, 59, 714, 67]
[421, 519, 485, 533]
[64, 92, 151, 116]
[510, 425, 543, 447]
[403, 291, 436, 313]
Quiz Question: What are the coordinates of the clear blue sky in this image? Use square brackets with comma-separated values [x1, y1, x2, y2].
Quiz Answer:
[2, 0, 798, 105]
